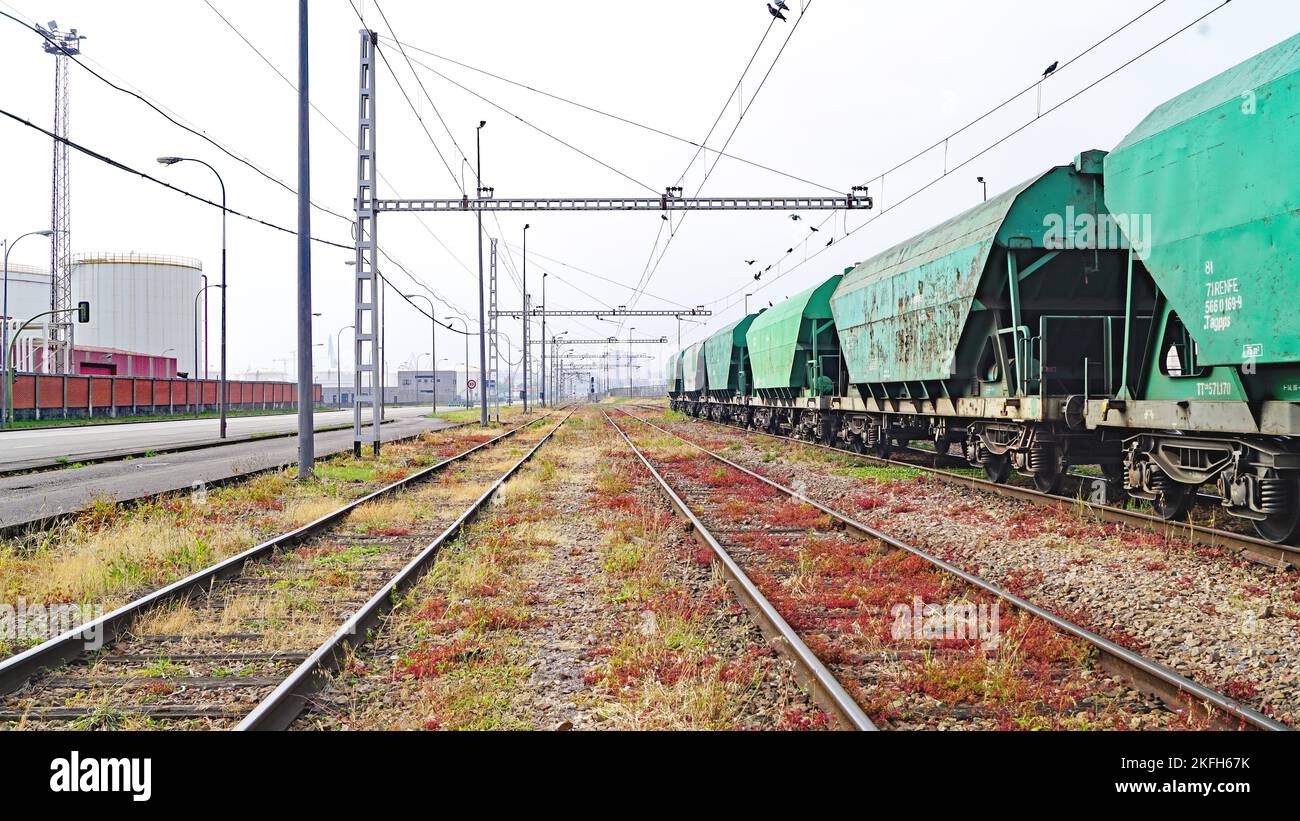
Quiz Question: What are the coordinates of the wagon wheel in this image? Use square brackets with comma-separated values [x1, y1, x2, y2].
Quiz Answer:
[982, 452, 1011, 484]
[1254, 473, 1300, 545]
[1151, 481, 1195, 522]
[1032, 451, 1067, 495]
[872, 437, 892, 460]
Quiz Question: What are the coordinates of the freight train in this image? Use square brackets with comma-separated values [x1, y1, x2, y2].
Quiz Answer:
[667, 33, 1300, 545]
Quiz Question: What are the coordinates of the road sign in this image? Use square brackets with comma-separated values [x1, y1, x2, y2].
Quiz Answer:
[467, 379, 477, 390]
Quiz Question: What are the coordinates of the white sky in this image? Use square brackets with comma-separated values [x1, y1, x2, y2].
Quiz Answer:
[2, 0, 1297, 387]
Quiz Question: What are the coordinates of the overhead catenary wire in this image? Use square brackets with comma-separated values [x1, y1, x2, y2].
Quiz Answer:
[394, 49, 662, 195]
[622, 2, 813, 328]
[699, 0, 1180, 318]
[202, 0, 477, 320]
[679, 0, 1231, 349]
[375, 33, 842, 195]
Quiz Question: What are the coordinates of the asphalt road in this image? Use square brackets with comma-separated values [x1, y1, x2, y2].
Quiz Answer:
[0, 406, 445, 472]
[0, 411, 455, 531]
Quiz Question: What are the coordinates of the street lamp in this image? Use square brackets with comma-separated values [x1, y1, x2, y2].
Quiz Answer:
[1, 229, 54, 428]
[404, 293, 437, 410]
[158, 156, 228, 438]
[446, 316, 470, 408]
[977, 176, 987, 202]
[192, 280, 215, 414]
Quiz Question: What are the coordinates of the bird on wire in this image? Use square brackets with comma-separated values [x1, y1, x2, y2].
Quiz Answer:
[809, 225, 819, 232]
[776, 0, 790, 9]
[768, 3, 787, 22]
[746, 259, 757, 265]
[1042, 60, 1058, 77]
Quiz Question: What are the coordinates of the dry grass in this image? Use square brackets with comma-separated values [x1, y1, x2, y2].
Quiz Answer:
[0, 515, 253, 607]
[286, 498, 343, 526]
[349, 498, 419, 527]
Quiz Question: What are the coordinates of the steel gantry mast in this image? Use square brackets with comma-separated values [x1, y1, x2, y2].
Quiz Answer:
[40, 21, 84, 374]
[488, 238, 500, 422]
[353, 31, 382, 456]
[352, 30, 869, 445]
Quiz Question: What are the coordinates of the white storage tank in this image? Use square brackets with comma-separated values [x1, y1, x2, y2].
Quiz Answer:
[70, 253, 206, 377]
[3, 263, 52, 323]
[2, 263, 54, 371]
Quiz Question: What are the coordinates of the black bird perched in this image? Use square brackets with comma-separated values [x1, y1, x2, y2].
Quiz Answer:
[753, 272, 762, 281]
[1042, 60, 1058, 77]
[775, 0, 790, 9]
[661, 214, 669, 221]
[789, 214, 802, 221]
[768, 3, 787, 21]
[764, 265, 772, 272]
[745, 259, 757, 265]
[809, 225, 819, 232]
[825, 238, 834, 247]
[786, 248, 794, 254]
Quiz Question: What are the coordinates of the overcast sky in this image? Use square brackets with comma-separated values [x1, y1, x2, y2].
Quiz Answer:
[2, 0, 1296, 387]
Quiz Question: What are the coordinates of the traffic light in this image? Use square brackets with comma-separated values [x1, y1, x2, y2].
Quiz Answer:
[77, 301, 90, 323]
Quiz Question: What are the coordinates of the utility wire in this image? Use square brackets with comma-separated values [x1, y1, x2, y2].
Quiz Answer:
[3, 3, 475, 324]
[0, 8, 353, 224]
[0, 106, 473, 337]
[200, 0, 476, 320]
[625, 3, 812, 323]
[682, 0, 1230, 347]
[377, 33, 842, 194]
[699, 0, 1178, 318]
[397, 50, 661, 195]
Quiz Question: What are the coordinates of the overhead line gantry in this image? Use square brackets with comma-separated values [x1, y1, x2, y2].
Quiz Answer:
[352, 28, 871, 451]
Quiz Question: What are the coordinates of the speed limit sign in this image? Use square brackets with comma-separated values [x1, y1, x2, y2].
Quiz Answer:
[467, 379, 477, 390]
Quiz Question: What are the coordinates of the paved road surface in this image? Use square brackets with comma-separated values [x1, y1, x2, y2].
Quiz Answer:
[0, 412, 455, 530]
[0, 406, 446, 472]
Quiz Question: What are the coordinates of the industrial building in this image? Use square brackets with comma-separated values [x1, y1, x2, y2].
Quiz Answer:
[4, 253, 207, 378]
[396, 369, 456, 406]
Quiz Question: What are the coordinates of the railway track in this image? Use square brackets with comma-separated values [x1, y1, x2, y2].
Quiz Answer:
[0, 418, 481, 538]
[609, 407, 1289, 731]
[0, 410, 570, 730]
[649, 405, 1298, 571]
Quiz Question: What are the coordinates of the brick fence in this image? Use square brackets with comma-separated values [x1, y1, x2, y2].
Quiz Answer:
[8, 372, 323, 421]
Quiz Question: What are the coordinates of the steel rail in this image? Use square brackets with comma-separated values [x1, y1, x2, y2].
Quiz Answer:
[603, 410, 876, 731]
[0, 413, 553, 695]
[0, 420, 479, 538]
[621, 408, 1290, 732]
[239, 409, 574, 730]
[659, 406, 1298, 569]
